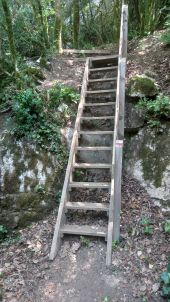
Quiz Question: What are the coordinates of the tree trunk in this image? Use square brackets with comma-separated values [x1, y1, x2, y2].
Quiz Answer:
[36, 0, 50, 48]
[73, 0, 80, 49]
[1, 0, 17, 72]
[54, 0, 63, 53]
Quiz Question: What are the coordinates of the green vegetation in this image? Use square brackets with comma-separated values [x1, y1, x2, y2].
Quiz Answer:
[160, 263, 170, 299]
[138, 94, 170, 127]
[0, 225, 8, 241]
[140, 216, 153, 235]
[112, 240, 119, 250]
[161, 14, 170, 45]
[80, 236, 90, 246]
[164, 220, 170, 234]
[7, 84, 79, 162]
[102, 297, 110, 302]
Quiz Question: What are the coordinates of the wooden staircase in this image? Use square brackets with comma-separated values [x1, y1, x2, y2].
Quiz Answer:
[49, 5, 128, 266]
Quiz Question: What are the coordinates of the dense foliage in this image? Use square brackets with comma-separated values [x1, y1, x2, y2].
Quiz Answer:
[0, 0, 169, 93]
[9, 85, 78, 159]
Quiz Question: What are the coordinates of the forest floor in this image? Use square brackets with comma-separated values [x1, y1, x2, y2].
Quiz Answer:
[0, 32, 170, 302]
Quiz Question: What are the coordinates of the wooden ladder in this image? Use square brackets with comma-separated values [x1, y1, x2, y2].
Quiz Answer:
[49, 5, 128, 266]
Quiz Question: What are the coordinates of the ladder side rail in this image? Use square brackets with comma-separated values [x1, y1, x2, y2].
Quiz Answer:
[106, 4, 128, 266]
[113, 4, 128, 240]
[49, 58, 89, 260]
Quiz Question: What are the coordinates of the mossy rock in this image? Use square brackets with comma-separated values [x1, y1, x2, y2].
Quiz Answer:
[127, 75, 159, 98]
[25, 66, 45, 81]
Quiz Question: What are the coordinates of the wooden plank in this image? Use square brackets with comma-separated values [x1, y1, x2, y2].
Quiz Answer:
[106, 3, 128, 266]
[49, 58, 90, 261]
[63, 49, 112, 55]
[66, 202, 109, 211]
[86, 89, 116, 94]
[79, 131, 114, 135]
[81, 116, 114, 120]
[74, 163, 111, 169]
[61, 224, 107, 237]
[76, 146, 112, 151]
[90, 55, 118, 61]
[69, 182, 110, 189]
[88, 78, 117, 83]
[84, 102, 116, 107]
[90, 66, 117, 72]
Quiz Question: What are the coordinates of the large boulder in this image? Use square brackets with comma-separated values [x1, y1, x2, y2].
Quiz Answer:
[127, 74, 159, 99]
[124, 121, 170, 212]
[0, 113, 63, 229]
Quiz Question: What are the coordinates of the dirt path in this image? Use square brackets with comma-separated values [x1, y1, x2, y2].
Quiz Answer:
[1, 176, 169, 302]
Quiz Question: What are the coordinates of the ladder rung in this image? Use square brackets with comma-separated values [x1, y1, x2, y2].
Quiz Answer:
[69, 182, 111, 189]
[74, 163, 112, 169]
[88, 77, 117, 83]
[79, 131, 114, 135]
[84, 102, 115, 107]
[86, 89, 116, 94]
[66, 202, 109, 211]
[81, 116, 114, 120]
[76, 146, 112, 151]
[61, 224, 107, 237]
[90, 66, 117, 72]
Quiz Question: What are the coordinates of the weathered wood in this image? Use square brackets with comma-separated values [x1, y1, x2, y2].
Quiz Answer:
[84, 102, 116, 107]
[90, 66, 117, 72]
[66, 202, 109, 211]
[79, 130, 114, 135]
[86, 89, 116, 94]
[88, 78, 117, 83]
[69, 182, 110, 189]
[74, 163, 111, 169]
[61, 224, 107, 237]
[76, 146, 112, 151]
[63, 49, 112, 55]
[106, 4, 128, 266]
[49, 58, 89, 260]
[81, 116, 114, 120]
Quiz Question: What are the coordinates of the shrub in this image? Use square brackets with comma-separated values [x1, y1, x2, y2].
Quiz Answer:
[12, 88, 44, 135]
[160, 263, 170, 298]
[138, 94, 170, 120]
[160, 14, 170, 46]
[0, 225, 8, 241]
[48, 83, 79, 108]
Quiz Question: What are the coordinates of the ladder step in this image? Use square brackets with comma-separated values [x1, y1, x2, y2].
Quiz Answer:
[61, 224, 107, 237]
[90, 66, 117, 72]
[66, 202, 109, 211]
[84, 102, 115, 107]
[81, 116, 114, 120]
[76, 146, 112, 151]
[74, 163, 112, 169]
[69, 182, 111, 189]
[88, 77, 117, 83]
[79, 131, 114, 135]
[86, 89, 116, 94]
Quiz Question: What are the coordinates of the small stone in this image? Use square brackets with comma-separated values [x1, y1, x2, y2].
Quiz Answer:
[149, 264, 154, 269]
[137, 251, 142, 257]
[152, 283, 160, 293]
[140, 285, 146, 292]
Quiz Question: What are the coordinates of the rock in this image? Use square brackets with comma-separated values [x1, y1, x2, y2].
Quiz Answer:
[124, 122, 170, 211]
[140, 285, 146, 292]
[152, 283, 160, 293]
[0, 114, 63, 229]
[127, 74, 159, 98]
[137, 251, 142, 257]
[125, 102, 145, 132]
[25, 65, 45, 81]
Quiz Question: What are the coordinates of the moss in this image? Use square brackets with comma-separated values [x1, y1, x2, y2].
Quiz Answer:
[127, 75, 159, 98]
[16, 192, 43, 208]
